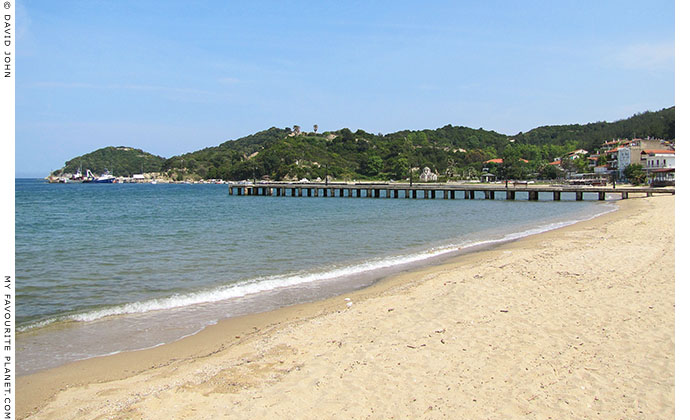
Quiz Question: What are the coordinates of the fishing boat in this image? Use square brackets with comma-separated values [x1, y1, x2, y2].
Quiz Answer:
[93, 169, 116, 183]
[82, 169, 115, 183]
[80, 169, 97, 183]
[64, 168, 85, 183]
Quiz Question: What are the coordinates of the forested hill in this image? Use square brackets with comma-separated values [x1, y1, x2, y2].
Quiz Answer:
[159, 107, 673, 181]
[160, 124, 512, 181]
[52, 106, 674, 181]
[514, 107, 675, 151]
[53, 147, 166, 177]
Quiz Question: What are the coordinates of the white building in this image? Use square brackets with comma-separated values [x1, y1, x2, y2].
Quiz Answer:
[641, 149, 675, 170]
[616, 139, 667, 178]
[419, 167, 438, 182]
[642, 149, 675, 185]
[565, 149, 588, 159]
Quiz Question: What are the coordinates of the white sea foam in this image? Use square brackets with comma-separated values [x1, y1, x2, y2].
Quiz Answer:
[19, 203, 615, 332]
[17, 317, 58, 332]
[65, 245, 461, 323]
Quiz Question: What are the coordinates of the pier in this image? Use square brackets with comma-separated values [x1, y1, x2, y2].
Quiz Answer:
[229, 182, 674, 201]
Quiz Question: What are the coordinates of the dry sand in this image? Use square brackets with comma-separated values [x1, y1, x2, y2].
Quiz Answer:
[18, 195, 675, 419]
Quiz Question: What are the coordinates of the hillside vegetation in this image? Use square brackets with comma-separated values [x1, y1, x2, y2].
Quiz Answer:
[54, 147, 166, 177]
[53, 107, 674, 181]
[513, 107, 675, 151]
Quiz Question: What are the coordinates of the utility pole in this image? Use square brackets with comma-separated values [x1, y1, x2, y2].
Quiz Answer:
[409, 163, 412, 187]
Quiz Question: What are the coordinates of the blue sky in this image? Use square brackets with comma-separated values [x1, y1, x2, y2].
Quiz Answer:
[16, 0, 675, 177]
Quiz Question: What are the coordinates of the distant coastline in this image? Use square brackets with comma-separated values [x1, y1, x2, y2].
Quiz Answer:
[40, 107, 674, 184]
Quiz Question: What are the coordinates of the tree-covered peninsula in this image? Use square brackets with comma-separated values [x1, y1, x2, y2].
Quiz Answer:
[52, 107, 674, 182]
[53, 147, 166, 177]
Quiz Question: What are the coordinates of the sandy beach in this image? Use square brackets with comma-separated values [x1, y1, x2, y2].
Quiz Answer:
[18, 194, 675, 419]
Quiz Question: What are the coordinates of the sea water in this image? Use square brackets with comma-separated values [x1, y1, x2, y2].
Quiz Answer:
[15, 179, 614, 375]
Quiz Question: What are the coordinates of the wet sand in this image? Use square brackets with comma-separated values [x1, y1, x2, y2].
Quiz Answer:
[18, 194, 675, 419]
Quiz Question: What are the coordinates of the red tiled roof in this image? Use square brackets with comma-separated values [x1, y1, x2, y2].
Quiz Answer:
[484, 158, 529, 164]
[642, 149, 675, 155]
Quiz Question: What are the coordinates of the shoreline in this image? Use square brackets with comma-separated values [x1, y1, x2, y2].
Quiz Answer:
[16, 198, 614, 376]
[18, 194, 674, 419]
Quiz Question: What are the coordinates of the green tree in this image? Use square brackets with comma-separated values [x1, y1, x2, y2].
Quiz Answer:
[365, 155, 384, 176]
[340, 128, 355, 142]
[623, 163, 647, 185]
[559, 158, 578, 174]
[392, 156, 410, 180]
[538, 164, 563, 180]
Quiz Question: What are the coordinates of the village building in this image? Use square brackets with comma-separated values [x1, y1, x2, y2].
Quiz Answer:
[565, 149, 588, 159]
[594, 164, 609, 175]
[615, 139, 669, 178]
[641, 149, 675, 170]
[480, 172, 496, 183]
[641, 149, 675, 186]
[419, 167, 438, 182]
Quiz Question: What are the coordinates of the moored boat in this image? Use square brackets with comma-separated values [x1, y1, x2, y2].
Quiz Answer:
[64, 168, 85, 183]
[94, 169, 116, 183]
[82, 169, 115, 183]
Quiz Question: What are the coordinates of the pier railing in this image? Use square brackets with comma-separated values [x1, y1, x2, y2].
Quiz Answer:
[229, 182, 674, 201]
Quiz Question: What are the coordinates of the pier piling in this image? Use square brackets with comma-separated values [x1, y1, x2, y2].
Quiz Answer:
[229, 183, 673, 202]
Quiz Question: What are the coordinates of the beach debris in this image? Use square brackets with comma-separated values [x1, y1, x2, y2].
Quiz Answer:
[344, 297, 351, 302]
[406, 344, 426, 349]
[346, 302, 353, 308]
[499, 309, 509, 313]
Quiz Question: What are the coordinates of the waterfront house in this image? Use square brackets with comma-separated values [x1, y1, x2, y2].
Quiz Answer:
[641, 149, 675, 186]
[616, 139, 668, 179]
[641, 149, 675, 171]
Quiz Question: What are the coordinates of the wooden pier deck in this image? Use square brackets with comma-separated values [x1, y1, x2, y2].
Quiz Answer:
[229, 182, 674, 201]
